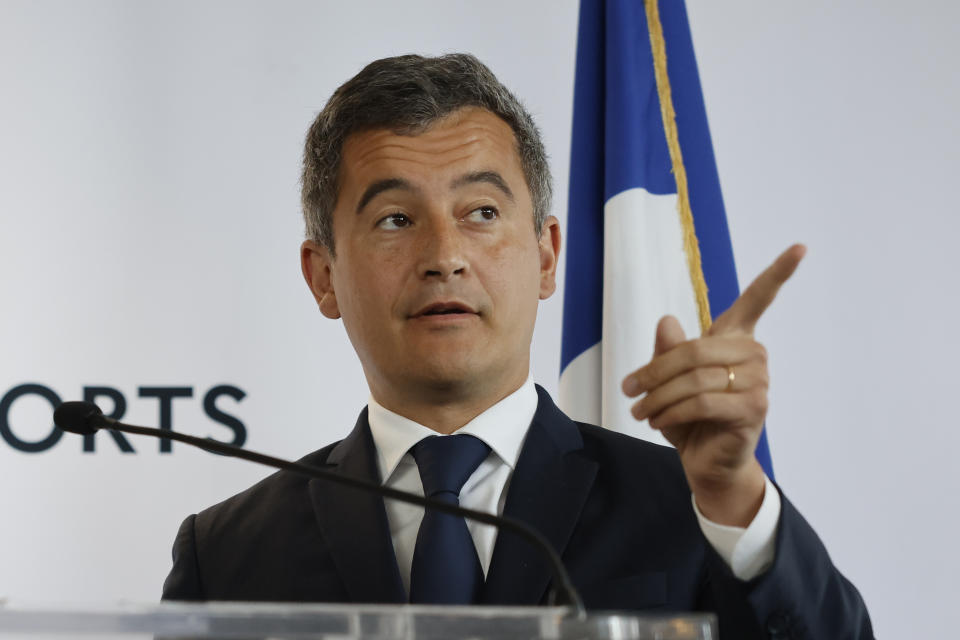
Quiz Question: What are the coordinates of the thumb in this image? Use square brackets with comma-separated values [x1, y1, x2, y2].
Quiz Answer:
[622, 315, 688, 398]
[654, 315, 686, 356]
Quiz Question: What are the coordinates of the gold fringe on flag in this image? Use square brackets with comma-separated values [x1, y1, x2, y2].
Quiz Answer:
[644, 0, 713, 333]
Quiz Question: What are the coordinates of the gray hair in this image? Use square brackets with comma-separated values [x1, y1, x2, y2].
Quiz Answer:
[300, 53, 552, 254]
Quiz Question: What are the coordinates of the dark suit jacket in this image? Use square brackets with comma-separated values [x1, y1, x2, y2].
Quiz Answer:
[162, 386, 873, 639]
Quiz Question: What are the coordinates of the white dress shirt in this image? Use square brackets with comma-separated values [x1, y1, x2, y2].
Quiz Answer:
[367, 378, 779, 594]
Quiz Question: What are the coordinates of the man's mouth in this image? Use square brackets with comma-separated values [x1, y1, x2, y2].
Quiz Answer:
[412, 301, 478, 318]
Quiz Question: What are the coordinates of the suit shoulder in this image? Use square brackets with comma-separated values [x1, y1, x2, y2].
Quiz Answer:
[167, 439, 350, 601]
[191, 440, 341, 536]
[573, 421, 690, 495]
[575, 421, 683, 465]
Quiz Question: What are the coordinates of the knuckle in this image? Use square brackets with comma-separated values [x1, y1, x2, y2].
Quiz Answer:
[652, 361, 671, 384]
[758, 368, 771, 389]
[631, 370, 649, 390]
[754, 342, 769, 364]
[647, 405, 666, 422]
[634, 372, 650, 391]
[750, 389, 769, 414]
[688, 340, 707, 362]
[651, 362, 667, 381]
[637, 394, 654, 414]
[692, 368, 712, 389]
[694, 394, 713, 415]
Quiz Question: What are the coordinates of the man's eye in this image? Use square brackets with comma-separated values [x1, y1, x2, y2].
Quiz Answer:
[377, 213, 411, 229]
[463, 206, 499, 224]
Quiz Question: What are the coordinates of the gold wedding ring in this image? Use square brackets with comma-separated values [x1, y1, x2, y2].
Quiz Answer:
[725, 365, 736, 392]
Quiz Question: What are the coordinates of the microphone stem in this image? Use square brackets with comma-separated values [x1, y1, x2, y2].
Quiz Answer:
[102, 418, 586, 618]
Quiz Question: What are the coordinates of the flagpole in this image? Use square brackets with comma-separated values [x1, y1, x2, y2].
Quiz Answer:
[644, 0, 713, 334]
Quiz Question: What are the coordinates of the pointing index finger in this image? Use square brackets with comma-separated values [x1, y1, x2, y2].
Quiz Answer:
[711, 244, 806, 335]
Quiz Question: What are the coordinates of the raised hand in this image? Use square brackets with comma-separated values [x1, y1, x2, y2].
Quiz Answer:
[621, 244, 806, 526]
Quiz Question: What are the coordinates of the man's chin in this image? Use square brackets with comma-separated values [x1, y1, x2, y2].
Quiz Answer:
[409, 363, 481, 392]
[393, 357, 501, 397]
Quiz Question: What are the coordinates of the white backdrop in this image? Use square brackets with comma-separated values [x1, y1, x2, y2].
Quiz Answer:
[1, 1, 957, 636]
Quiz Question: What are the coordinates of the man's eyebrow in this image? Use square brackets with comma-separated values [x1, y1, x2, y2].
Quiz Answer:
[356, 178, 415, 213]
[449, 171, 515, 202]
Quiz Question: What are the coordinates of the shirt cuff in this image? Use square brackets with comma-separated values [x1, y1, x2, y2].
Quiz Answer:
[691, 475, 781, 581]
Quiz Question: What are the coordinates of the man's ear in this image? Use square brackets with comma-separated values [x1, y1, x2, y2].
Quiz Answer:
[300, 240, 341, 319]
[538, 215, 562, 300]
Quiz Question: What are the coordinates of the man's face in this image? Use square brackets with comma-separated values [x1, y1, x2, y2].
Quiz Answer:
[301, 107, 560, 409]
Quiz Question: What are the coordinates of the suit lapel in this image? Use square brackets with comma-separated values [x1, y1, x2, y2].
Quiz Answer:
[308, 409, 406, 604]
[480, 386, 598, 605]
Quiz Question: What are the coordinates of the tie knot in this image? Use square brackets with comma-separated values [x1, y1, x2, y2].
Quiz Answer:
[411, 434, 490, 498]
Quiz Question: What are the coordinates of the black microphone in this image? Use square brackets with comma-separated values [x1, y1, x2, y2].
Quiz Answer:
[54, 401, 585, 616]
[55, 402, 108, 434]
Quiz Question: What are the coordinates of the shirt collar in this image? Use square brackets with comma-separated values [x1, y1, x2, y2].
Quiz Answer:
[367, 378, 537, 485]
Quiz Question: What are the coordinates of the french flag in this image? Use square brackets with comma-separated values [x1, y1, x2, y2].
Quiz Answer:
[558, 0, 774, 476]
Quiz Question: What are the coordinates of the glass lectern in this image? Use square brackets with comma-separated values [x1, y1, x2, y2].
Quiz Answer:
[0, 601, 716, 639]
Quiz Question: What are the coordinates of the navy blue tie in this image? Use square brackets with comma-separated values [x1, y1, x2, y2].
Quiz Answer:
[409, 434, 491, 604]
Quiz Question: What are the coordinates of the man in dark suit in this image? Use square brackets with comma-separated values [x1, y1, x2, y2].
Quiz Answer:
[163, 54, 872, 639]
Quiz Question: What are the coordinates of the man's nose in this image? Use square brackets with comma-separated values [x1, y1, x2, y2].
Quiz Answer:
[418, 219, 468, 280]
